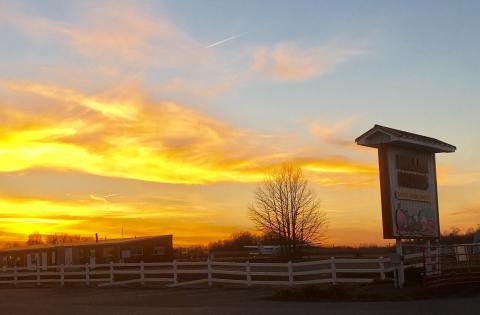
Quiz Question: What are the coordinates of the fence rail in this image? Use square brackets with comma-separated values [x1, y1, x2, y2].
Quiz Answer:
[0, 255, 423, 288]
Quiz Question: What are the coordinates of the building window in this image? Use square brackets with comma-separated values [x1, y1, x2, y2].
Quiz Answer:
[131, 246, 143, 256]
[79, 248, 86, 259]
[153, 246, 165, 256]
[103, 246, 114, 258]
[121, 249, 131, 259]
[29, 253, 38, 266]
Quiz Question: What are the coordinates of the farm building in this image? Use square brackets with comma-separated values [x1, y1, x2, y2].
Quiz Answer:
[0, 235, 173, 269]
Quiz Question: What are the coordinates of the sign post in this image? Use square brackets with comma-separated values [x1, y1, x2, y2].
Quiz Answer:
[395, 239, 404, 288]
[356, 125, 455, 287]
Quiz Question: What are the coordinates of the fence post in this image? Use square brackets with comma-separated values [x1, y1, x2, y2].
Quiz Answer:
[436, 247, 442, 274]
[425, 240, 433, 276]
[246, 261, 251, 287]
[330, 257, 337, 285]
[36, 264, 40, 286]
[288, 261, 294, 286]
[140, 261, 145, 286]
[393, 266, 398, 288]
[85, 263, 90, 286]
[379, 256, 386, 280]
[207, 258, 212, 287]
[173, 260, 178, 285]
[60, 264, 64, 286]
[109, 262, 114, 283]
[13, 266, 17, 286]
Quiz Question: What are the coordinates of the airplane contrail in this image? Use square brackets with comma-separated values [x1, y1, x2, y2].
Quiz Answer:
[206, 34, 243, 48]
[104, 193, 120, 198]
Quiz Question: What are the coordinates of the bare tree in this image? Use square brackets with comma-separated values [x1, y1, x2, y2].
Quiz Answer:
[249, 164, 327, 259]
[45, 233, 93, 244]
[27, 232, 43, 245]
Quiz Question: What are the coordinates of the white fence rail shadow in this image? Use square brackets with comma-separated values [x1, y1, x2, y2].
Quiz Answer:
[0, 254, 423, 288]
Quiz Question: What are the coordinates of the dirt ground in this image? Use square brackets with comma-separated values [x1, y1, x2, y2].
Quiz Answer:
[0, 286, 479, 315]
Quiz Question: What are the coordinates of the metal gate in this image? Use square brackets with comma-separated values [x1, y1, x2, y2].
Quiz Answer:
[423, 243, 480, 287]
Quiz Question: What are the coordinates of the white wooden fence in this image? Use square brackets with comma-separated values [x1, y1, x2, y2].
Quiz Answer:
[0, 254, 423, 288]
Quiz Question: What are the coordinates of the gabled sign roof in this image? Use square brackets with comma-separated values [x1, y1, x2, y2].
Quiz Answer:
[355, 124, 456, 153]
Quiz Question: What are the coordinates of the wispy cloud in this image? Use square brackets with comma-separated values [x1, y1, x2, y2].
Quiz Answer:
[2, 1, 210, 69]
[1, 1, 237, 100]
[89, 194, 108, 203]
[450, 207, 480, 217]
[2, 2, 367, 95]
[309, 116, 360, 147]
[252, 42, 364, 80]
[104, 193, 120, 198]
[2, 81, 139, 120]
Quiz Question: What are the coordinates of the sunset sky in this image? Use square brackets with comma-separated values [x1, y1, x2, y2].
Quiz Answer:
[1, 0, 479, 246]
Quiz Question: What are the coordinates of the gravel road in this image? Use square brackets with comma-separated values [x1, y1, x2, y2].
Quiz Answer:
[0, 286, 478, 315]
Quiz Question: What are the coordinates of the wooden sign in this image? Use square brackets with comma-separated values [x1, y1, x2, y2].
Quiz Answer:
[356, 125, 456, 239]
[378, 145, 439, 238]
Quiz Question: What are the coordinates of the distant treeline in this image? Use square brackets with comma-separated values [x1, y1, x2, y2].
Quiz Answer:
[5, 225, 478, 253]
[439, 225, 480, 244]
[26, 232, 94, 245]
[208, 231, 278, 252]
[208, 226, 480, 253]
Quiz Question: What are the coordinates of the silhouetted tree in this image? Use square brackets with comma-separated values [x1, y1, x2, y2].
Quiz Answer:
[208, 232, 260, 252]
[27, 232, 43, 245]
[45, 233, 93, 244]
[441, 225, 480, 244]
[5, 241, 22, 248]
[249, 164, 327, 259]
[25, 233, 93, 246]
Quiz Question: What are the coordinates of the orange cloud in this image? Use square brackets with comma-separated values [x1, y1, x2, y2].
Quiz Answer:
[252, 42, 363, 80]
[0, 81, 375, 186]
[2, 81, 139, 120]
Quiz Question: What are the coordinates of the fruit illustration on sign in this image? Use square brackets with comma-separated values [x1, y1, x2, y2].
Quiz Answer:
[395, 203, 436, 236]
[396, 203, 408, 234]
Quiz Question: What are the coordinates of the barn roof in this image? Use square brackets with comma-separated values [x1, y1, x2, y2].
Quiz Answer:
[355, 124, 456, 153]
[0, 235, 172, 253]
